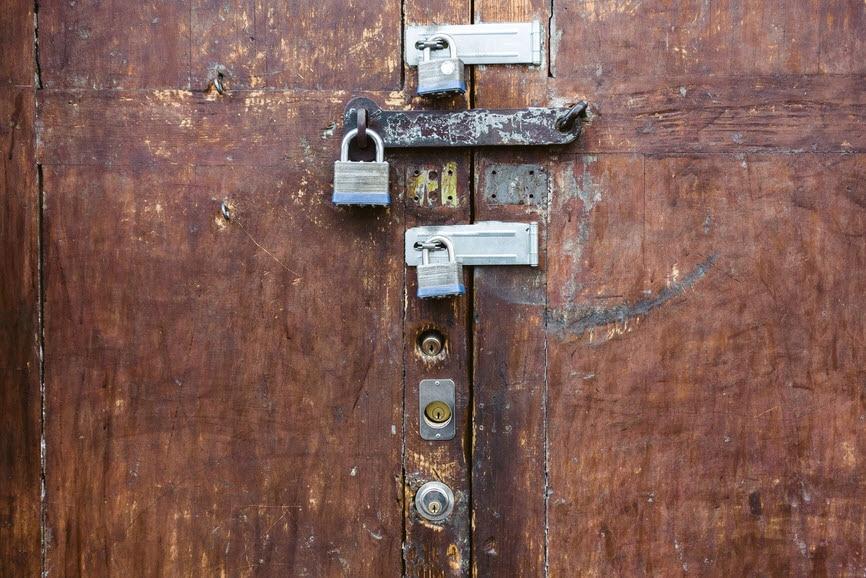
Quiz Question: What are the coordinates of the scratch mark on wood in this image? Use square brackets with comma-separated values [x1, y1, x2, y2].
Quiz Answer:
[549, 254, 717, 336]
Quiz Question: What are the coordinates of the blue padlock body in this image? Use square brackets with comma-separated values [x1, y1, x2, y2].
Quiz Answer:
[417, 283, 466, 299]
[417, 80, 467, 97]
[332, 192, 391, 206]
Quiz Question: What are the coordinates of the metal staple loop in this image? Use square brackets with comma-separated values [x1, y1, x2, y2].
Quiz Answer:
[555, 101, 588, 132]
[415, 38, 448, 51]
[415, 240, 445, 251]
[356, 108, 368, 149]
[212, 73, 225, 95]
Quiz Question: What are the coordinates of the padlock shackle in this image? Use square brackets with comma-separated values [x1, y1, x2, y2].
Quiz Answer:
[420, 235, 456, 266]
[420, 33, 459, 61]
[340, 128, 384, 163]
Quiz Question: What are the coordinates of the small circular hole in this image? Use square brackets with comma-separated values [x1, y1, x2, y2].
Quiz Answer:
[429, 171, 438, 179]
[491, 194, 497, 199]
[447, 170, 453, 175]
[414, 170, 420, 176]
[491, 170, 497, 175]
[529, 194, 534, 198]
[447, 195, 453, 201]
[529, 170, 535, 175]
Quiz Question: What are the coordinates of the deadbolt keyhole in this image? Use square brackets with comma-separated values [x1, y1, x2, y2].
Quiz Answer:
[424, 400, 452, 425]
[418, 330, 445, 357]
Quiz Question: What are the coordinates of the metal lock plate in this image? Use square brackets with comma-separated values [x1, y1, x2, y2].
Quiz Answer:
[419, 378, 456, 441]
[406, 22, 543, 66]
[406, 222, 539, 267]
[483, 164, 548, 206]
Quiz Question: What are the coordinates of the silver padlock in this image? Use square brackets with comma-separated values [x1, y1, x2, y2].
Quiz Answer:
[416, 34, 466, 98]
[332, 127, 390, 206]
[416, 235, 465, 299]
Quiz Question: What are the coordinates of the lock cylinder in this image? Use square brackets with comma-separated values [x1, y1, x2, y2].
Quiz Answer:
[423, 400, 452, 427]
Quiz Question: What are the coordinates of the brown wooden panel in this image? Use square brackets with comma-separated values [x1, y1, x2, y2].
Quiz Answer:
[37, 89, 396, 167]
[0, 1, 40, 575]
[190, 0, 402, 91]
[546, 153, 866, 575]
[471, 0, 552, 575]
[471, 151, 550, 577]
[552, 1, 866, 86]
[401, 3, 472, 576]
[0, 88, 40, 578]
[551, 74, 866, 154]
[39, 0, 192, 89]
[402, 152, 473, 578]
[41, 131, 405, 574]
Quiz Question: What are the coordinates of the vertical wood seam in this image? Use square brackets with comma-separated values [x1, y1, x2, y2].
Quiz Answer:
[34, 0, 46, 574]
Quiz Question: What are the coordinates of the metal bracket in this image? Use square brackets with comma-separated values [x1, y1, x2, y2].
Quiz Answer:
[405, 222, 538, 267]
[405, 22, 542, 66]
[344, 98, 583, 148]
[419, 379, 456, 441]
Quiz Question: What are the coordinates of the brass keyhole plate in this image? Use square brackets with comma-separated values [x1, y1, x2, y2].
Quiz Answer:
[418, 379, 456, 441]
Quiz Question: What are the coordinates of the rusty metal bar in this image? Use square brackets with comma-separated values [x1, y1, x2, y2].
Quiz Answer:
[343, 97, 585, 148]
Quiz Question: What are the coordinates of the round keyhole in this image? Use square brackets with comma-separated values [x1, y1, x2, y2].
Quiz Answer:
[417, 330, 445, 357]
[424, 401, 452, 426]
[415, 481, 455, 522]
[424, 400, 451, 429]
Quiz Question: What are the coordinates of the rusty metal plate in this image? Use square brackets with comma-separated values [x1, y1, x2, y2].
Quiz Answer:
[343, 97, 584, 148]
[483, 163, 548, 206]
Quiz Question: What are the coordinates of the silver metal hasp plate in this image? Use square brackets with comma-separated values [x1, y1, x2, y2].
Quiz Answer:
[405, 221, 539, 267]
[405, 22, 543, 66]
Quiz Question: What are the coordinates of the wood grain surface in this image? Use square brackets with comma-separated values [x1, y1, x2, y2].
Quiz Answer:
[1, 1, 40, 576]
[4, 0, 866, 575]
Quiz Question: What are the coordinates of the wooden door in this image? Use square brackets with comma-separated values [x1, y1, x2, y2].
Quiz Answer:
[3, 1, 866, 577]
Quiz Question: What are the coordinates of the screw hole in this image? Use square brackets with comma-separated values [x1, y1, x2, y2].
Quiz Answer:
[429, 171, 438, 180]
[414, 169, 420, 176]
[529, 170, 535, 175]
[491, 194, 497, 199]
[447, 170, 453, 175]
[491, 170, 497, 175]
[447, 195, 453, 201]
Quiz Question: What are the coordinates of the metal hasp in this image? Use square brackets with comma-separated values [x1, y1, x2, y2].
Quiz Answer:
[405, 22, 542, 66]
[343, 97, 585, 148]
[405, 221, 538, 267]
[419, 379, 456, 441]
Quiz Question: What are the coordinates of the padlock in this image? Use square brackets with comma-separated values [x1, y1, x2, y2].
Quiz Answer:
[416, 235, 465, 299]
[332, 127, 390, 206]
[416, 34, 466, 98]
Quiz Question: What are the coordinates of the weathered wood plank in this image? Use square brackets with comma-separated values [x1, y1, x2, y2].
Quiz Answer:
[39, 0, 192, 89]
[37, 89, 383, 167]
[401, 3, 472, 577]
[551, 74, 866, 154]
[42, 158, 406, 575]
[545, 153, 866, 575]
[402, 152, 474, 578]
[0, 0, 40, 575]
[551, 1, 866, 85]
[190, 0, 402, 91]
[471, 0, 552, 574]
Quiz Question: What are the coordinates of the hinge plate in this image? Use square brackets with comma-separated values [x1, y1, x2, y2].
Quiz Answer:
[405, 222, 539, 267]
[405, 21, 543, 66]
